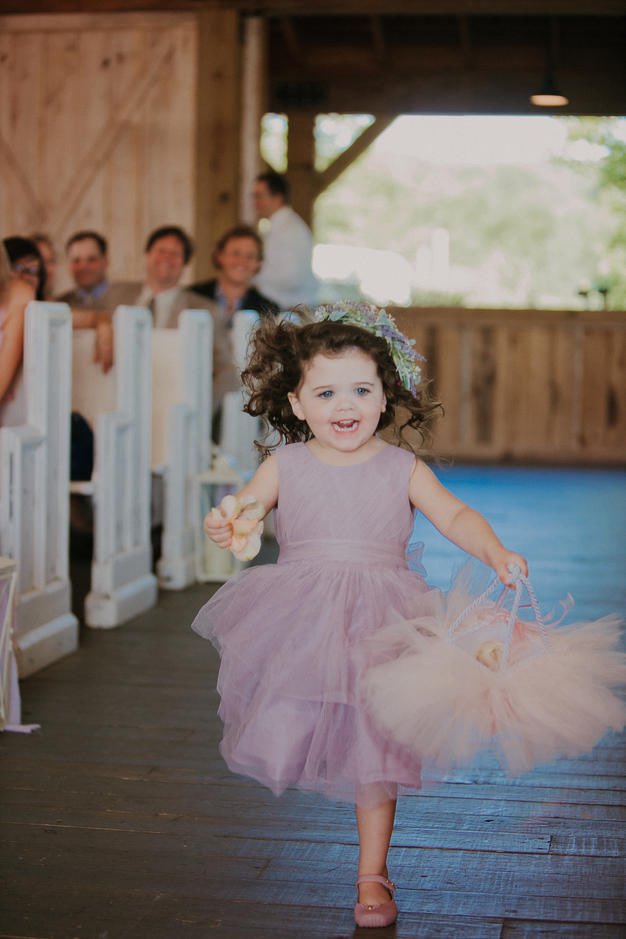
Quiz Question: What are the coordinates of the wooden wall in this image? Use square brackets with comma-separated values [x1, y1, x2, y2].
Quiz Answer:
[392, 307, 626, 465]
[0, 13, 198, 287]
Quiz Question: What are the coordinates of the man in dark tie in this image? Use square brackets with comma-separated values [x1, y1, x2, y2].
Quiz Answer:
[105, 226, 239, 412]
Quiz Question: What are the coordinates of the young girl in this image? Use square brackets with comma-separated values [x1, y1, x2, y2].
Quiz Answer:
[192, 304, 527, 928]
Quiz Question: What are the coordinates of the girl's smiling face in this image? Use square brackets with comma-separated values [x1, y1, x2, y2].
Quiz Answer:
[288, 348, 387, 460]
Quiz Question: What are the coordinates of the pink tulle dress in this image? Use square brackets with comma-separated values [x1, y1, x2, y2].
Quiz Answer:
[192, 441, 440, 805]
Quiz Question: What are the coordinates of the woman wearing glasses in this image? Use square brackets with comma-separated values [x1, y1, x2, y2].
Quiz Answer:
[3, 236, 46, 301]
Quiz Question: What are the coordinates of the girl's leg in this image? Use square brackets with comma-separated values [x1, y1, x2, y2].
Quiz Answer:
[355, 794, 397, 906]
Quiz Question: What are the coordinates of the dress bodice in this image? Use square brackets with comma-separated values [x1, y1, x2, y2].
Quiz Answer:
[275, 442, 416, 565]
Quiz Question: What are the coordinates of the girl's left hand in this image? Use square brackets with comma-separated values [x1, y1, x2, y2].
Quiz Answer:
[493, 550, 528, 587]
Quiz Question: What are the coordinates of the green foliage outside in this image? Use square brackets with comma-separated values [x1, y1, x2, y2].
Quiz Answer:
[561, 118, 626, 307]
[311, 116, 625, 310]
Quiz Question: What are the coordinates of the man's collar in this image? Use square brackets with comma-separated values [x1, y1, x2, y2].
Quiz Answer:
[76, 279, 109, 303]
[138, 284, 179, 304]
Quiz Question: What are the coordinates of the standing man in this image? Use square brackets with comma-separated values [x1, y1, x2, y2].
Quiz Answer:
[252, 172, 318, 310]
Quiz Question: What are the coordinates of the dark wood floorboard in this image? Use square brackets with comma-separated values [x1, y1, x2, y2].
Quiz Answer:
[1, 466, 625, 939]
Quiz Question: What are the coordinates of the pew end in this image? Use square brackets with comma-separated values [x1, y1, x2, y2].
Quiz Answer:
[0, 303, 79, 676]
[76, 306, 157, 628]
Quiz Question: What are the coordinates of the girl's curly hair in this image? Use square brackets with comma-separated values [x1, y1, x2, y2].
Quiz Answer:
[242, 315, 441, 457]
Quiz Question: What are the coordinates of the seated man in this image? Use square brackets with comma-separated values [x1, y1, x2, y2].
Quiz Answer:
[191, 224, 278, 321]
[112, 225, 239, 412]
[56, 230, 134, 372]
[57, 229, 135, 313]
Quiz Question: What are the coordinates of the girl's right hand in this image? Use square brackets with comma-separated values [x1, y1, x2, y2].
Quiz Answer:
[203, 507, 233, 549]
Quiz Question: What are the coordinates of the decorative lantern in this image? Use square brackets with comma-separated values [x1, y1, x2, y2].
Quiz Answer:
[193, 455, 245, 583]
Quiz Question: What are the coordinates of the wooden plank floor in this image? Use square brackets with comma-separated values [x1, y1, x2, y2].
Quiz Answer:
[1, 465, 625, 939]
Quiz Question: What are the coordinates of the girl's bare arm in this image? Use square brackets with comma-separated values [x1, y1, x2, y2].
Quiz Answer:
[408, 459, 528, 584]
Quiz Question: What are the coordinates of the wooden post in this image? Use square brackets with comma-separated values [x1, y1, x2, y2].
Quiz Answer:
[315, 116, 394, 196]
[195, 6, 242, 274]
[286, 111, 316, 228]
[240, 15, 268, 224]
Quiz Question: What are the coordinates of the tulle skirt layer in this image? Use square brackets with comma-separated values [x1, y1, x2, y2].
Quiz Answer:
[192, 558, 440, 806]
[363, 567, 626, 776]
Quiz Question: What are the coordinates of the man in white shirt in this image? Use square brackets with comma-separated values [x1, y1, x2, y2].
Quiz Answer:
[252, 172, 318, 310]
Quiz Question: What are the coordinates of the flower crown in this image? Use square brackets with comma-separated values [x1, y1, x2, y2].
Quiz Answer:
[313, 302, 424, 395]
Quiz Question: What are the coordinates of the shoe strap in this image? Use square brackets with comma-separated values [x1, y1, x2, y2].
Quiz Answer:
[356, 874, 396, 895]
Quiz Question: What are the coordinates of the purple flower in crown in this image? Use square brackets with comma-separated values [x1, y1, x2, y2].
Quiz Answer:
[314, 302, 424, 395]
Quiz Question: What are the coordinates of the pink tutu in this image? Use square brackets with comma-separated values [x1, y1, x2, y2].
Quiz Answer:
[363, 563, 626, 775]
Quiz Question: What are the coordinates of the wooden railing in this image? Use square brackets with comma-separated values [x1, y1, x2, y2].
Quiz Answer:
[391, 307, 626, 465]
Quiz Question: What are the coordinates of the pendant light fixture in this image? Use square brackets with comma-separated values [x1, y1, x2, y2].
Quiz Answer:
[530, 18, 569, 108]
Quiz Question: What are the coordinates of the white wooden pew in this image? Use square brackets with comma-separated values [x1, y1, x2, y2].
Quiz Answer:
[72, 307, 261, 597]
[73, 308, 215, 596]
[192, 310, 263, 583]
[72, 306, 157, 628]
[0, 302, 78, 676]
[153, 311, 213, 590]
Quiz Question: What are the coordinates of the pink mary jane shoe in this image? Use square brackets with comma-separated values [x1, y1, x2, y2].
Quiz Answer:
[354, 874, 398, 928]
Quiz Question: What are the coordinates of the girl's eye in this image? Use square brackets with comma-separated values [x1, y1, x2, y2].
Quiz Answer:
[355, 387, 370, 396]
[318, 390, 333, 399]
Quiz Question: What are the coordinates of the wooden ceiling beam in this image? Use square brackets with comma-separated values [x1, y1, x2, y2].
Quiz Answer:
[272, 43, 550, 75]
[316, 116, 394, 194]
[222, 1, 626, 15]
[271, 61, 626, 115]
[1, 2, 625, 15]
[268, 31, 626, 74]
[0, 1, 201, 12]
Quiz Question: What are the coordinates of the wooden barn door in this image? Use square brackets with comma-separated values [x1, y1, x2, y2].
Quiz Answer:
[0, 13, 197, 288]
